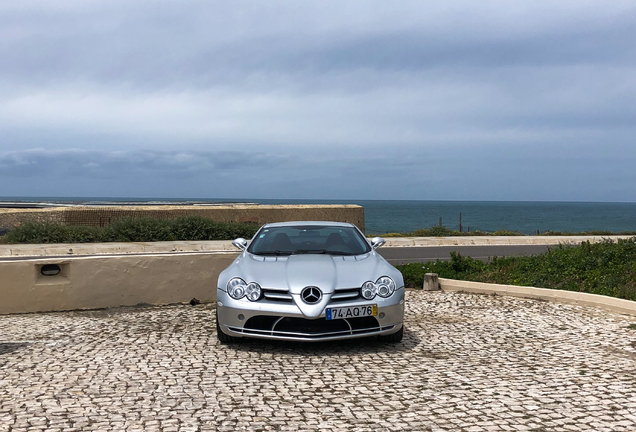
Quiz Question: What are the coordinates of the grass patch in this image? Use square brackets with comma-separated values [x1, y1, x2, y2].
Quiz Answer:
[396, 238, 636, 301]
[1, 216, 260, 244]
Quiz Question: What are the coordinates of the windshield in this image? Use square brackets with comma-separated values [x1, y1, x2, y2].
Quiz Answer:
[247, 225, 371, 256]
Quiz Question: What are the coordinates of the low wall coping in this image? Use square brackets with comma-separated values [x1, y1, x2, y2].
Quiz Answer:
[0, 235, 632, 259]
[439, 277, 636, 317]
[0, 240, 238, 259]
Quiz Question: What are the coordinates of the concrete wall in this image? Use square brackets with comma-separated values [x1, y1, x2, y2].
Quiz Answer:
[0, 252, 238, 315]
[4, 249, 636, 316]
[0, 204, 365, 232]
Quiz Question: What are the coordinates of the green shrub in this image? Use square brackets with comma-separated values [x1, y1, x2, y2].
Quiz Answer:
[415, 225, 455, 237]
[5, 222, 102, 244]
[396, 252, 486, 287]
[101, 218, 176, 242]
[396, 263, 427, 288]
[170, 216, 259, 241]
[397, 238, 636, 301]
[492, 229, 524, 236]
[410, 225, 466, 237]
[4, 217, 260, 244]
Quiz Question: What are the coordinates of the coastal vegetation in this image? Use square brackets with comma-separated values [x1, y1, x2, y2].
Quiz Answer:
[2, 221, 636, 244]
[0, 217, 260, 244]
[396, 238, 636, 301]
[379, 225, 523, 237]
[375, 225, 636, 237]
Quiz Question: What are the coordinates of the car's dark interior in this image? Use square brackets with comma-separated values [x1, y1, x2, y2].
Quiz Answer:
[248, 226, 370, 255]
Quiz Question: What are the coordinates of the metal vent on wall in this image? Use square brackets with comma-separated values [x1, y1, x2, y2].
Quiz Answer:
[40, 264, 61, 276]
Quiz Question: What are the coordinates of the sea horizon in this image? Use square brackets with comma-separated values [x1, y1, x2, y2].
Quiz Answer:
[3, 196, 636, 204]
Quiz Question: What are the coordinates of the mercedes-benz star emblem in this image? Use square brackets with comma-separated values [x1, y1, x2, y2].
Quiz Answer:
[301, 286, 322, 304]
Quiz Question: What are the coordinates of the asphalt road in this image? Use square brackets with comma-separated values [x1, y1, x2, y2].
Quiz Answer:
[378, 244, 552, 265]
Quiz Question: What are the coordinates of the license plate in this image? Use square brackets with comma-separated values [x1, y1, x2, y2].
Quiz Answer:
[326, 304, 377, 320]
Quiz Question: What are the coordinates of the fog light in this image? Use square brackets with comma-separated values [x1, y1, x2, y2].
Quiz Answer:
[379, 312, 385, 319]
[238, 314, 245, 321]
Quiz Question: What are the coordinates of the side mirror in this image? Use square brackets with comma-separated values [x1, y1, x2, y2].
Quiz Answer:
[371, 237, 386, 250]
[232, 238, 248, 251]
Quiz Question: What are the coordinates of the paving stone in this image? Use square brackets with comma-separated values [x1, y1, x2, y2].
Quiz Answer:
[1, 291, 635, 431]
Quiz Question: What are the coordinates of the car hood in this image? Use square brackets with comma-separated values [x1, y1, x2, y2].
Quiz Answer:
[228, 252, 394, 294]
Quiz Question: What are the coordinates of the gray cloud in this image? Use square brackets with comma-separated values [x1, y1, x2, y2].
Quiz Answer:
[2, 144, 635, 202]
[0, 148, 290, 178]
[0, 1, 635, 201]
[2, 1, 635, 89]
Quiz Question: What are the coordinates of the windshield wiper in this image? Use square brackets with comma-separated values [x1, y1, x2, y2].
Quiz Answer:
[254, 250, 292, 256]
[293, 249, 352, 256]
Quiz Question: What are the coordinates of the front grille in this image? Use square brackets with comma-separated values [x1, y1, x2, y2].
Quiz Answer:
[260, 287, 361, 303]
[262, 287, 293, 302]
[330, 287, 360, 302]
[233, 315, 388, 339]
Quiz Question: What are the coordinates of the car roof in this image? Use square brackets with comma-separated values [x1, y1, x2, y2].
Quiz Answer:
[262, 221, 356, 229]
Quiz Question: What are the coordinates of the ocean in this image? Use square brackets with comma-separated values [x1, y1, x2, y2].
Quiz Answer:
[2, 197, 636, 235]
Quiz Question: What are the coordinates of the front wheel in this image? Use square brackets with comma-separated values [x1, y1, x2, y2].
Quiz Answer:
[216, 312, 240, 344]
[378, 326, 403, 343]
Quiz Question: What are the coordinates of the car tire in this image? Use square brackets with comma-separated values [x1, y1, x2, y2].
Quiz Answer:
[378, 326, 403, 343]
[216, 312, 240, 344]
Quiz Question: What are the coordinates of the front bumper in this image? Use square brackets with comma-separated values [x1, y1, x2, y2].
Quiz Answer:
[216, 289, 405, 342]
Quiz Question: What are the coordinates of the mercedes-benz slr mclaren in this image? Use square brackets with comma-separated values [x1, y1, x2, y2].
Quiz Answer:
[216, 221, 405, 343]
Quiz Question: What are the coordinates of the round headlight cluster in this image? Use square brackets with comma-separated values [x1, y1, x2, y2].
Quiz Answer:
[227, 278, 261, 301]
[246, 282, 261, 301]
[376, 276, 396, 297]
[361, 281, 376, 299]
[361, 276, 396, 300]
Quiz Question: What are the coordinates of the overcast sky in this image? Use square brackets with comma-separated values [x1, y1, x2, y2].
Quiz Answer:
[1, 0, 635, 201]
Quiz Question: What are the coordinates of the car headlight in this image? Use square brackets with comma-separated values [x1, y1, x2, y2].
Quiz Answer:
[227, 277, 247, 299]
[375, 276, 396, 298]
[245, 282, 262, 301]
[361, 281, 377, 300]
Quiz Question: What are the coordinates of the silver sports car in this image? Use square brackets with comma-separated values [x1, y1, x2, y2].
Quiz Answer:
[216, 221, 405, 343]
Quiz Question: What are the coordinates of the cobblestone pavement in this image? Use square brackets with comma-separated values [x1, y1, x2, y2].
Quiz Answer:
[1, 291, 636, 432]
